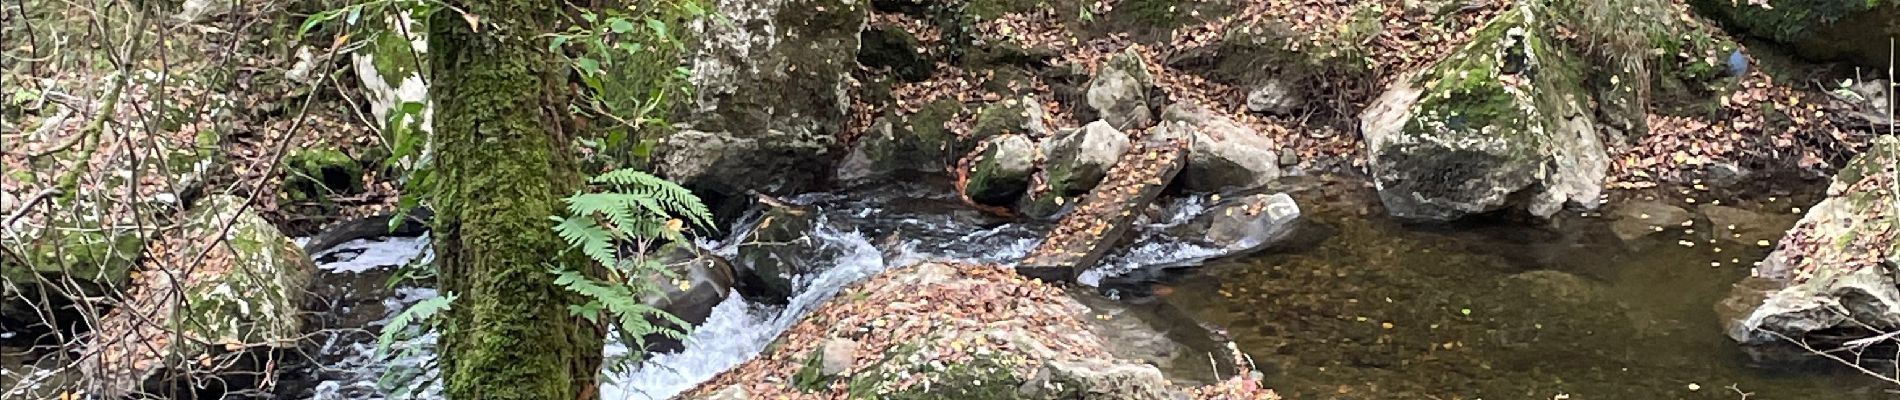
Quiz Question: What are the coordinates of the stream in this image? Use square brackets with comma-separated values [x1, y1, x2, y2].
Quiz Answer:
[5, 177, 1894, 399]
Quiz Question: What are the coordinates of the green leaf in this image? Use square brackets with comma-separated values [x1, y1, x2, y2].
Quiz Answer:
[298, 9, 342, 38]
[576, 57, 602, 75]
[549, 35, 571, 53]
[345, 5, 363, 25]
[646, 18, 669, 38]
[610, 18, 636, 34]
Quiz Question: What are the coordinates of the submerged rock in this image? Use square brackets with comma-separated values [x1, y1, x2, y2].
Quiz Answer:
[1168, 193, 1304, 257]
[678, 262, 1279, 399]
[1608, 199, 1694, 242]
[1163, 103, 1284, 193]
[1087, 47, 1158, 130]
[81, 195, 315, 398]
[1359, 6, 1608, 222]
[647, 242, 739, 330]
[1698, 204, 1796, 246]
[1719, 136, 1898, 359]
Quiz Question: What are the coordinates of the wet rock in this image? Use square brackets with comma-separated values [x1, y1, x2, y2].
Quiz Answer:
[1699, 204, 1796, 246]
[81, 195, 315, 398]
[1, 217, 142, 327]
[1087, 47, 1157, 130]
[1359, 7, 1608, 222]
[647, 242, 738, 329]
[836, 112, 955, 184]
[1609, 200, 1694, 242]
[1687, 0, 1899, 69]
[1244, 78, 1302, 116]
[668, 0, 867, 196]
[1720, 136, 1899, 355]
[1163, 103, 1283, 193]
[961, 133, 1036, 206]
[682, 262, 1257, 399]
[1020, 120, 1129, 218]
[1020, 360, 1173, 399]
[819, 338, 859, 376]
[1168, 193, 1303, 257]
[732, 205, 834, 303]
[858, 26, 935, 82]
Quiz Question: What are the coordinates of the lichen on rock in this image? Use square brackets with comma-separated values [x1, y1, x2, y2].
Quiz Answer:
[1359, 5, 1607, 222]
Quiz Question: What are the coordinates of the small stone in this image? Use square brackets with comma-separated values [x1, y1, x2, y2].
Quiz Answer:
[820, 338, 860, 376]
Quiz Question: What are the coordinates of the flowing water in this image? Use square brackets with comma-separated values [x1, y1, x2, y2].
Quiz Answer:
[5, 177, 1895, 399]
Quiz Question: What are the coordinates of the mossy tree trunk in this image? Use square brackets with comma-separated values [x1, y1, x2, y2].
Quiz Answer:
[427, 1, 603, 398]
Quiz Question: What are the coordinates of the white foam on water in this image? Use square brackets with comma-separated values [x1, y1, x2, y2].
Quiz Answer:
[602, 218, 891, 399]
[316, 235, 433, 273]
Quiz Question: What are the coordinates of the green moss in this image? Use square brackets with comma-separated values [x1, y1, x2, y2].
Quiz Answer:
[283, 147, 363, 201]
[369, 24, 424, 83]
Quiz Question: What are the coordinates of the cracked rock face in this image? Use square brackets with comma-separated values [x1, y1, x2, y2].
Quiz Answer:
[665, 0, 868, 196]
[1359, 6, 1607, 222]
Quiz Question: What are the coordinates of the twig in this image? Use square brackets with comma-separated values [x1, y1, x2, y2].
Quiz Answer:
[1766, 330, 1900, 387]
[51, 71, 127, 199]
[3, 188, 60, 228]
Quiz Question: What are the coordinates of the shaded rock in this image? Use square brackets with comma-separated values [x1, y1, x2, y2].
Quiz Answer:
[1244, 78, 1302, 116]
[1359, 6, 1608, 222]
[1167, 193, 1303, 258]
[1277, 149, 1299, 168]
[971, 95, 1053, 140]
[670, 0, 867, 196]
[836, 113, 954, 184]
[1609, 200, 1694, 242]
[1687, 0, 1900, 69]
[0, 217, 142, 327]
[1163, 103, 1283, 193]
[1699, 204, 1796, 246]
[1719, 136, 1898, 356]
[732, 205, 838, 303]
[961, 133, 1036, 206]
[81, 195, 315, 398]
[1087, 47, 1157, 130]
[647, 242, 738, 329]
[858, 26, 935, 82]
[281, 147, 364, 202]
[1020, 120, 1129, 218]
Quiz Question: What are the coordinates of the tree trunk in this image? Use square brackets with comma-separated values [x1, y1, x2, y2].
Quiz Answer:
[427, 1, 603, 398]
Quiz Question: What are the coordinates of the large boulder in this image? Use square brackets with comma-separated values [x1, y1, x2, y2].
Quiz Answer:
[81, 195, 315, 398]
[1719, 135, 1898, 359]
[836, 100, 963, 184]
[664, 0, 869, 196]
[1163, 103, 1284, 193]
[1020, 120, 1129, 218]
[1359, 5, 1609, 222]
[1687, 0, 1899, 69]
[1086, 47, 1157, 130]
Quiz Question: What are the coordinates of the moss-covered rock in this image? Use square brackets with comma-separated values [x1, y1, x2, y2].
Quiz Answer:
[1020, 120, 1128, 218]
[962, 133, 1036, 206]
[972, 95, 1053, 140]
[81, 194, 315, 397]
[1086, 47, 1157, 130]
[349, 11, 431, 135]
[860, 26, 937, 82]
[1359, 5, 1608, 221]
[1720, 135, 1898, 360]
[0, 217, 143, 327]
[1688, 0, 1898, 68]
[281, 147, 364, 202]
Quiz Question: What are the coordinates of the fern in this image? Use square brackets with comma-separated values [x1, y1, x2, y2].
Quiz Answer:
[550, 167, 712, 366]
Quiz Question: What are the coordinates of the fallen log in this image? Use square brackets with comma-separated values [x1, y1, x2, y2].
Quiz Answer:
[1017, 121, 1192, 282]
